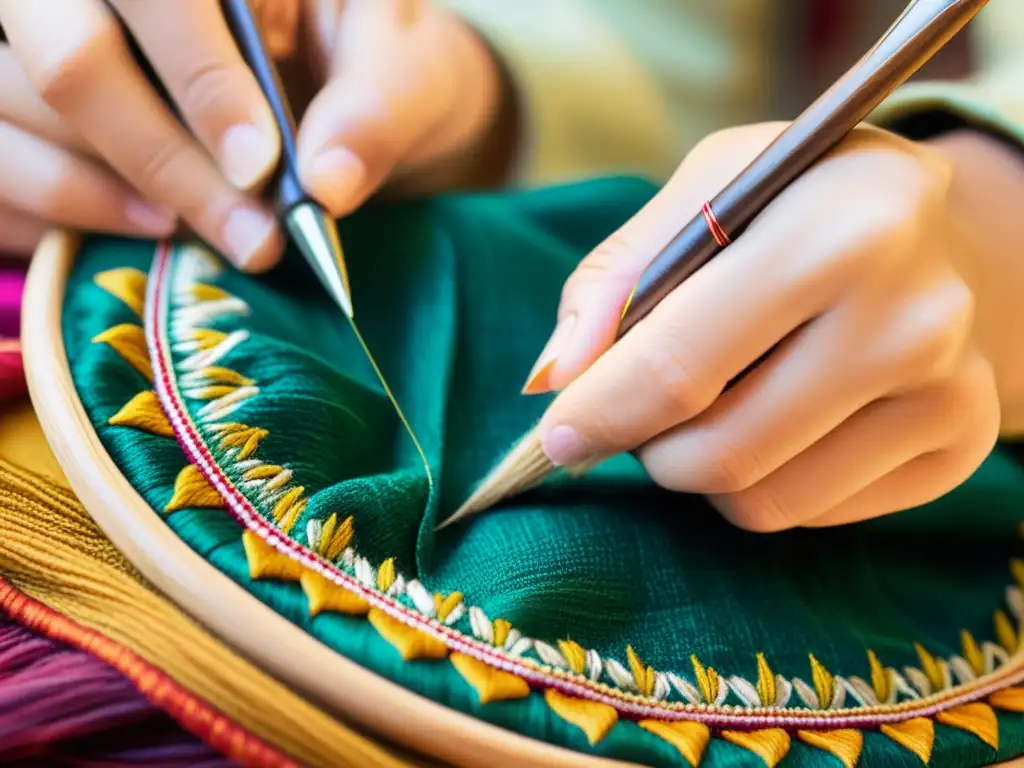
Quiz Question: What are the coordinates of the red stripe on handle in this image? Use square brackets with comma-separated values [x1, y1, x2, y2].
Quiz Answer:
[702, 202, 732, 247]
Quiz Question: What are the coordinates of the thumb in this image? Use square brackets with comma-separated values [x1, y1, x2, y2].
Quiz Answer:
[522, 183, 707, 395]
[522, 124, 791, 395]
[295, 2, 450, 217]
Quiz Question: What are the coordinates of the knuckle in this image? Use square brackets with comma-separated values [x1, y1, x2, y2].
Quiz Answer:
[177, 58, 243, 120]
[699, 434, 769, 494]
[559, 234, 637, 306]
[28, 19, 123, 109]
[908, 281, 976, 378]
[714, 484, 797, 533]
[131, 135, 189, 191]
[944, 354, 1000, 438]
[36, 160, 78, 221]
[633, 337, 719, 419]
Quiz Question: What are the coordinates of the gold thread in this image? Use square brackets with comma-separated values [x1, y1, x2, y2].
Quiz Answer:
[345, 317, 432, 490]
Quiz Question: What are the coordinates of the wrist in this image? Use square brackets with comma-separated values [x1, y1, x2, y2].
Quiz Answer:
[926, 129, 1024, 434]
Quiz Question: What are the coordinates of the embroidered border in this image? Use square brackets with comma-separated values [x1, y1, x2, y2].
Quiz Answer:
[140, 241, 1024, 728]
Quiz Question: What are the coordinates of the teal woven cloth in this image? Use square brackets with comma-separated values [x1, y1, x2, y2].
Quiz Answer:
[64, 177, 1024, 767]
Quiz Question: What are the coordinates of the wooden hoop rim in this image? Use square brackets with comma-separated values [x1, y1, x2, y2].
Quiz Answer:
[21, 231, 638, 768]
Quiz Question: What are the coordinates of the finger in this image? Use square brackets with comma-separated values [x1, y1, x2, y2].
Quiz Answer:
[0, 121, 176, 237]
[0, 0, 283, 270]
[638, 272, 974, 494]
[255, 0, 302, 60]
[0, 203, 46, 256]
[803, 437, 997, 528]
[537, 131, 938, 466]
[524, 124, 793, 395]
[0, 45, 92, 153]
[296, 0, 461, 216]
[536, 173, 876, 467]
[705, 352, 999, 532]
[109, 0, 280, 191]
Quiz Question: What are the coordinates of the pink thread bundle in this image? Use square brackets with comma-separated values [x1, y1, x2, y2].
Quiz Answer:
[0, 264, 25, 340]
[0, 620, 232, 767]
[0, 262, 26, 402]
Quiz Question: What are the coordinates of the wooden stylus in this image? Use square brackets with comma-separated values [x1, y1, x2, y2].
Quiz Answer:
[440, 0, 991, 529]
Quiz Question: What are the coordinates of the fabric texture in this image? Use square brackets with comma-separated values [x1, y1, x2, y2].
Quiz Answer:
[62, 177, 1024, 767]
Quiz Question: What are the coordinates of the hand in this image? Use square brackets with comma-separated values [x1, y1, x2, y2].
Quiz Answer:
[0, 0, 302, 269]
[294, 0, 510, 220]
[527, 122, 1019, 532]
[0, 43, 177, 256]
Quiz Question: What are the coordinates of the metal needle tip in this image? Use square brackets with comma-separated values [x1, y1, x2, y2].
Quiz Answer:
[286, 202, 354, 318]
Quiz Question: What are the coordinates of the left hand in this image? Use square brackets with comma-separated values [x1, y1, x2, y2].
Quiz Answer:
[527, 123, 1016, 531]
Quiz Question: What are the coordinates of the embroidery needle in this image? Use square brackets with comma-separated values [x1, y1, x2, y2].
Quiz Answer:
[440, 0, 989, 530]
[221, 0, 354, 319]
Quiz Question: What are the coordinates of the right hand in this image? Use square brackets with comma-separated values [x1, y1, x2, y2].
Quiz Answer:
[0, 0, 301, 269]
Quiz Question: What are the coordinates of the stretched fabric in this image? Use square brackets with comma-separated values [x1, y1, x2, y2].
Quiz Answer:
[61, 177, 1024, 767]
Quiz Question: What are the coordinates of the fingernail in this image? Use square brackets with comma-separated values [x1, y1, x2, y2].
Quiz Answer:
[221, 124, 279, 190]
[222, 206, 279, 270]
[542, 425, 590, 467]
[124, 198, 176, 235]
[307, 147, 366, 215]
[522, 314, 577, 394]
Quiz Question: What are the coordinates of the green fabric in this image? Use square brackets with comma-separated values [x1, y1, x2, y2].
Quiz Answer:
[64, 177, 1024, 767]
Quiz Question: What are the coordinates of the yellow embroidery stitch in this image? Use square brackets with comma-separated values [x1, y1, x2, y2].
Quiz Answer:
[544, 689, 617, 745]
[492, 618, 513, 648]
[639, 721, 710, 767]
[990, 686, 1024, 712]
[880, 718, 934, 764]
[692, 655, 723, 706]
[165, 465, 224, 513]
[936, 703, 998, 751]
[450, 652, 530, 704]
[994, 610, 1019, 653]
[368, 608, 449, 661]
[756, 653, 776, 707]
[190, 329, 228, 351]
[627, 646, 658, 698]
[242, 531, 306, 582]
[300, 572, 370, 617]
[270, 487, 305, 534]
[434, 592, 464, 624]
[307, 513, 353, 561]
[809, 655, 835, 708]
[376, 558, 397, 593]
[868, 650, 890, 703]
[914, 643, 948, 692]
[559, 640, 588, 676]
[108, 391, 174, 437]
[94, 268, 147, 315]
[796, 730, 862, 768]
[1011, 558, 1024, 590]
[721, 729, 790, 768]
[191, 283, 233, 302]
[93, 325, 153, 382]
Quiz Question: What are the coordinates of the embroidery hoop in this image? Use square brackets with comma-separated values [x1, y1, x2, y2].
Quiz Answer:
[21, 230, 1024, 768]
[21, 230, 638, 768]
